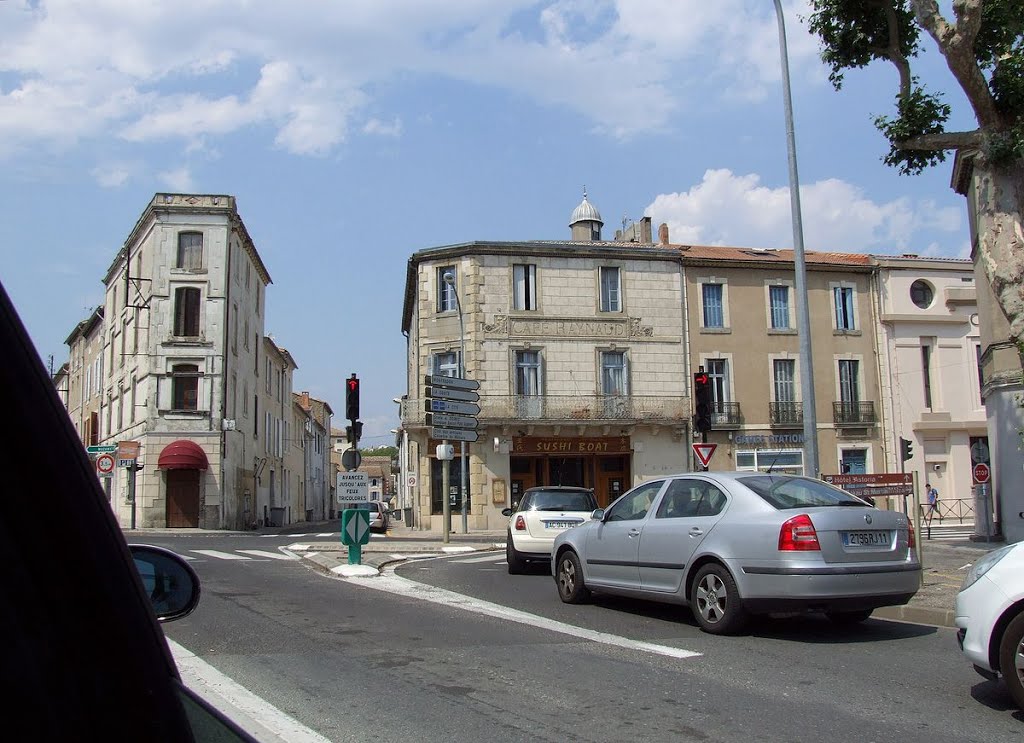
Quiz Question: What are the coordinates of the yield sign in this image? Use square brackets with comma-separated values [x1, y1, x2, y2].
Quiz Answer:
[692, 443, 718, 469]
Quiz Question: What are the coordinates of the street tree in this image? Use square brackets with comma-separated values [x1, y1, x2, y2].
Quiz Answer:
[805, 0, 1023, 363]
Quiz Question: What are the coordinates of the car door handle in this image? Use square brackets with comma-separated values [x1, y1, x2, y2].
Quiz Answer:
[688, 527, 703, 537]
[628, 529, 641, 538]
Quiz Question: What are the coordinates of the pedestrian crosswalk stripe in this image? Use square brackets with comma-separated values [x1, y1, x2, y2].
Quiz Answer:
[191, 549, 251, 560]
[237, 550, 299, 560]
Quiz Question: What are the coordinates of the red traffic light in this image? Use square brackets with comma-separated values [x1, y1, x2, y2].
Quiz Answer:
[694, 373, 709, 386]
[347, 378, 359, 392]
[345, 374, 360, 421]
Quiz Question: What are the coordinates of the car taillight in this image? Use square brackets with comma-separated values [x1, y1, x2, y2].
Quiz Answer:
[907, 523, 916, 549]
[515, 515, 526, 531]
[779, 514, 820, 551]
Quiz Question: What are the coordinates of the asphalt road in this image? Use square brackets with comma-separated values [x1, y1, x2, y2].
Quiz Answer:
[129, 531, 1024, 742]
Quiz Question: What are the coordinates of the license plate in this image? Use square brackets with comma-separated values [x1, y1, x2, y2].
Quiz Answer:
[544, 521, 578, 530]
[842, 530, 891, 547]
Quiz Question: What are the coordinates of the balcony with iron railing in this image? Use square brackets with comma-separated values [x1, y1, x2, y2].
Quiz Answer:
[402, 395, 690, 428]
[833, 401, 877, 426]
[769, 402, 803, 427]
[709, 401, 742, 428]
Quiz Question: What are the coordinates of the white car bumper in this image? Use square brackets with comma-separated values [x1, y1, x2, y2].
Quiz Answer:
[955, 574, 1012, 672]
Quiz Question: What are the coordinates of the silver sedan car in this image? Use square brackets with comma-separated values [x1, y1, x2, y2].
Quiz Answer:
[551, 472, 921, 635]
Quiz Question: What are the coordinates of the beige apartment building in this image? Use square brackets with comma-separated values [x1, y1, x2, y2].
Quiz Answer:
[259, 337, 297, 526]
[88, 193, 272, 529]
[293, 392, 333, 522]
[683, 245, 881, 479]
[399, 196, 690, 530]
[63, 306, 105, 450]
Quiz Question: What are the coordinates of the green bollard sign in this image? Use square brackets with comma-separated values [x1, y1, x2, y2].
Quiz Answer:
[340, 508, 371, 564]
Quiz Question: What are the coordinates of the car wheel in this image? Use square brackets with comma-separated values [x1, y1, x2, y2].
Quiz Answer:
[998, 612, 1024, 710]
[691, 563, 748, 635]
[555, 550, 590, 604]
[824, 609, 873, 625]
[506, 536, 527, 575]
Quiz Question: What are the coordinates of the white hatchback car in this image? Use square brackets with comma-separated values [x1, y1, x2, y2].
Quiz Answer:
[955, 540, 1024, 710]
[502, 487, 598, 574]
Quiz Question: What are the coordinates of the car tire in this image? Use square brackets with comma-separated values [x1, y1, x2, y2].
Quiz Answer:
[824, 609, 873, 625]
[555, 550, 590, 604]
[691, 563, 748, 635]
[506, 536, 527, 575]
[998, 612, 1024, 710]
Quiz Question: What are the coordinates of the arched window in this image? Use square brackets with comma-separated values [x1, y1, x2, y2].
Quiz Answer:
[173, 287, 201, 337]
[177, 232, 203, 270]
[171, 364, 199, 411]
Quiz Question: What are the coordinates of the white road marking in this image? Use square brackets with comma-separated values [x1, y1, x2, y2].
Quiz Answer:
[168, 639, 332, 743]
[238, 549, 300, 560]
[340, 570, 702, 661]
[191, 549, 251, 561]
[389, 553, 440, 560]
[452, 553, 509, 564]
[441, 546, 475, 553]
[315, 533, 335, 537]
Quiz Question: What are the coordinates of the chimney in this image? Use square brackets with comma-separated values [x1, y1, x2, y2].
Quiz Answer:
[640, 217, 652, 243]
[300, 391, 310, 409]
[658, 223, 670, 245]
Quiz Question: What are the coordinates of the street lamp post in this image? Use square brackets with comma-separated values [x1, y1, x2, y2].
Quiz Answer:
[772, 0, 819, 477]
[443, 273, 469, 533]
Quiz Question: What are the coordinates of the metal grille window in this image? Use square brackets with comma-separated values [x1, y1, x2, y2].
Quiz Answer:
[171, 364, 199, 411]
[773, 359, 795, 402]
[513, 264, 537, 310]
[600, 267, 621, 312]
[437, 266, 456, 312]
[702, 284, 724, 328]
[834, 286, 856, 330]
[432, 351, 460, 378]
[173, 287, 201, 337]
[176, 232, 203, 270]
[769, 285, 790, 329]
[515, 351, 542, 395]
[839, 359, 860, 404]
[601, 351, 628, 395]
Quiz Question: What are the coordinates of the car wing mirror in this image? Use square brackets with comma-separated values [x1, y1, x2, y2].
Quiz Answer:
[591, 508, 605, 521]
[501, 508, 513, 517]
[130, 544, 201, 622]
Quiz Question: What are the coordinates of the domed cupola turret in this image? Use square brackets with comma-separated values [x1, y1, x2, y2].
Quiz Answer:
[570, 188, 603, 241]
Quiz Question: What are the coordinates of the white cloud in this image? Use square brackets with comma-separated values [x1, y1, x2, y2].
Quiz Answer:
[0, 0, 821, 155]
[647, 169, 962, 255]
[363, 118, 403, 137]
[159, 166, 194, 192]
[92, 162, 132, 187]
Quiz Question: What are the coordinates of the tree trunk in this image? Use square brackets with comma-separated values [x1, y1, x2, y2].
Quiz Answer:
[973, 160, 1024, 373]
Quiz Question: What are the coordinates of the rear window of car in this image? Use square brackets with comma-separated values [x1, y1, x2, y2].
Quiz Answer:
[737, 475, 870, 510]
[520, 490, 597, 512]
[348, 502, 381, 512]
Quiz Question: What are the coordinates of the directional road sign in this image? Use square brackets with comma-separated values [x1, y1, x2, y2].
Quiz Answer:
[426, 385, 479, 402]
[430, 427, 479, 443]
[424, 374, 480, 391]
[425, 398, 480, 416]
[426, 412, 478, 430]
[86, 444, 118, 454]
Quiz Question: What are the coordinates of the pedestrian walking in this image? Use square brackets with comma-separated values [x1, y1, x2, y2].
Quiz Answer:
[926, 482, 940, 522]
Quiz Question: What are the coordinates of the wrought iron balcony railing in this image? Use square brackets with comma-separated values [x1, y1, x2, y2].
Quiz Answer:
[833, 401, 877, 426]
[769, 402, 803, 426]
[402, 395, 690, 427]
[709, 401, 742, 428]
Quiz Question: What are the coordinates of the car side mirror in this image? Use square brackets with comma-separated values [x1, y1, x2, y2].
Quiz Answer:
[591, 508, 605, 521]
[501, 508, 513, 517]
[130, 544, 201, 623]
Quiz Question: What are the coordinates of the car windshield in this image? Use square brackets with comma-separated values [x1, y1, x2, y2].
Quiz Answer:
[523, 490, 597, 512]
[738, 475, 870, 510]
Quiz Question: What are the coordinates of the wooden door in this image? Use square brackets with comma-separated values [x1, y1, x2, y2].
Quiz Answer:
[166, 470, 201, 527]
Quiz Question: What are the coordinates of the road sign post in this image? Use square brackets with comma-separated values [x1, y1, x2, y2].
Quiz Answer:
[425, 375, 480, 544]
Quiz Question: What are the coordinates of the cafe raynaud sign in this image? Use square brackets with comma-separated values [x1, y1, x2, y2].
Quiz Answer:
[734, 434, 805, 446]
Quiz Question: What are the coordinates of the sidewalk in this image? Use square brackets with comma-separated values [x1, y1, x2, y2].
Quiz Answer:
[288, 520, 1006, 628]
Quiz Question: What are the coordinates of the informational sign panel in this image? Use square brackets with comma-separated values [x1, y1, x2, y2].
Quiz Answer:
[823, 473, 913, 497]
[336, 471, 369, 503]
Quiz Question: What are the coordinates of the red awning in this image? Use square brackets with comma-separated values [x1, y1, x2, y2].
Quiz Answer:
[157, 440, 209, 471]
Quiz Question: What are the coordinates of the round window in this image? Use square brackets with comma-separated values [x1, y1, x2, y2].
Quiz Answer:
[910, 280, 934, 309]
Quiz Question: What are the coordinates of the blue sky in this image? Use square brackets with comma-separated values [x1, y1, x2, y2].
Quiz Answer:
[0, 1, 974, 445]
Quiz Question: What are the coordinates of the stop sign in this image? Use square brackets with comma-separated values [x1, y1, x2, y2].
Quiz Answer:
[973, 462, 990, 484]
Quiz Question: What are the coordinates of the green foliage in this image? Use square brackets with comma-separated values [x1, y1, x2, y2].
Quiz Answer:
[806, 0, 1024, 174]
[874, 84, 951, 174]
[805, 0, 921, 90]
[361, 446, 397, 458]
